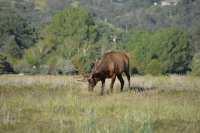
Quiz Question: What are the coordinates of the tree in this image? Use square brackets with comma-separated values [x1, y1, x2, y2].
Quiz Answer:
[0, 0, 38, 60]
[22, 6, 99, 74]
[0, 0, 40, 74]
[126, 28, 193, 74]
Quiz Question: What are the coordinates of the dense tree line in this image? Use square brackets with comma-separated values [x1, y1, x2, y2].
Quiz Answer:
[0, 0, 200, 75]
[0, 0, 39, 66]
[126, 28, 192, 75]
[21, 6, 123, 74]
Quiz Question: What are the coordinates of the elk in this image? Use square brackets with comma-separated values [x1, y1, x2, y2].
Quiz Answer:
[88, 51, 130, 95]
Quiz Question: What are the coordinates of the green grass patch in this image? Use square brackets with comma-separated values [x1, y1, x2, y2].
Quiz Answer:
[0, 75, 200, 132]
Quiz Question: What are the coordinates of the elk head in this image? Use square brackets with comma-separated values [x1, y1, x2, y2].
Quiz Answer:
[87, 60, 102, 91]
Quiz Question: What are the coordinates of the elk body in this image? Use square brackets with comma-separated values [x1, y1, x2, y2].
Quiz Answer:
[88, 51, 130, 95]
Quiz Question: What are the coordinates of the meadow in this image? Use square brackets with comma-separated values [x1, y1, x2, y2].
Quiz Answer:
[0, 75, 200, 133]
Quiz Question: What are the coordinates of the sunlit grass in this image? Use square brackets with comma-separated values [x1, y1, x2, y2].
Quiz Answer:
[0, 75, 200, 133]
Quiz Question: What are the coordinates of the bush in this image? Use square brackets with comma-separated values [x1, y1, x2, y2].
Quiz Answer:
[191, 54, 200, 76]
[24, 48, 41, 67]
[72, 48, 99, 74]
[46, 57, 77, 75]
[0, 55, 15, 74]
[145, 59, 165, 76]
[0, 0, 38, 62]
[14, 59, 39, 74]
[126, 28, 193, 75]
[21, 7, 99, 74]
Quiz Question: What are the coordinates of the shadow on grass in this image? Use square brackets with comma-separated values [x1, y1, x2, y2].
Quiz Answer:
[129, 85, 155, 92]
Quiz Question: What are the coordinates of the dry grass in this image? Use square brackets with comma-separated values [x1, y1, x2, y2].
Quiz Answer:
[0, 74, 200, 133]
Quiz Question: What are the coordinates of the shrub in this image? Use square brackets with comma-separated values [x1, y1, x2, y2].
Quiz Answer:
[0, 54, 15, 74]
[191, 54, 200, 76]
[45, 57, 77, 75]
[72, 48, 99, 74]
[15, 58, 41, 74]
[24, 48, 41, 67]
[126, 28, 193, 74]
[145, 59, 165, 76]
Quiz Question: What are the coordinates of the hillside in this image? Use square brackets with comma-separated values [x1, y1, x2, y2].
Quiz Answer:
[0, 0, 200, 75]
[32, 0, 199, 30]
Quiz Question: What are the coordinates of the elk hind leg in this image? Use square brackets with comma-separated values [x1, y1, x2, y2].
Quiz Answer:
[117, 74, 124, 92]
[125, 71, 131, 89]
[110, 75, 116, 93]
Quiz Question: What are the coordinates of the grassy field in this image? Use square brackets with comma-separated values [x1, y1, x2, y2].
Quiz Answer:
[0, 75, 200, 133]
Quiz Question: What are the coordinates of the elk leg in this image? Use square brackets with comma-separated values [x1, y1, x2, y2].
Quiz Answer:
[101, 79, 105, 95]
[117, 74, 124, 92]
[110, 75, 116, 93]
[125, 71, 131, 89]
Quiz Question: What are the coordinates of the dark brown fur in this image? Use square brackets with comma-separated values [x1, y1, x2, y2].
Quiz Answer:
[88, 51, 130, 95]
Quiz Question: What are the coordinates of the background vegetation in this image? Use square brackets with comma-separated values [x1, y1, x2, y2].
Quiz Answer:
[0, 0, 200, 75]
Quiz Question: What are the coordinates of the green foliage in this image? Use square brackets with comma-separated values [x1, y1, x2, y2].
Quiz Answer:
[47, 6, 96, 44]
[0, 0, 198, 75]
[145, 59, 164, 76]
[127, 31, 152, 73]
[126, 28, 192, 74]
[0, 0, 39, 72]
[0, 54, 14, 74]
[34, 0, 48, 11]
[72, 46, 100, 74]
[191, 24, 200, 53]
[46, 56, 76, 75]
[191, 53, 200, 76]
[21, 5, 124, 74]
[0, 12, 37, 58]
[22, 6, 98, 74]
[24, 48, 41, 67]
[154, 28, 192, 73]
[0, 0, 38, 50]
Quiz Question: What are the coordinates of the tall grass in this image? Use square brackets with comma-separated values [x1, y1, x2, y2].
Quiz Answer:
[0, 75, 200, 133]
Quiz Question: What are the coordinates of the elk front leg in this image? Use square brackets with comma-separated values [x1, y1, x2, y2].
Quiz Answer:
[100, 79, 105, 95]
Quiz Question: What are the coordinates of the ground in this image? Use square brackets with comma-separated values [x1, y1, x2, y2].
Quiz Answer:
[0, 75, 200, 133]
